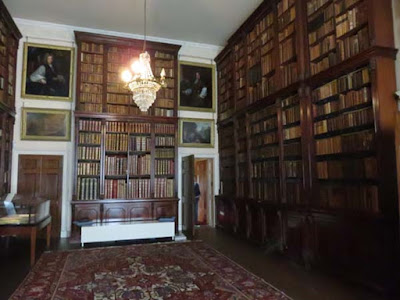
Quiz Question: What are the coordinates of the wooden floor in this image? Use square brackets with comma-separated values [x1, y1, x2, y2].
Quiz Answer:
[0, 227, 392, 300]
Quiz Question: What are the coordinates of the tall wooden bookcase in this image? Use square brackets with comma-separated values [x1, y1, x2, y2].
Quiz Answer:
[72, 32, 181, 232]
[215, 0, 399, 292]
[0, 0, 21, 200]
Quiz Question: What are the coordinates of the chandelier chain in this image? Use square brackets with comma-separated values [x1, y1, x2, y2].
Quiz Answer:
[143, 0, 147, 52]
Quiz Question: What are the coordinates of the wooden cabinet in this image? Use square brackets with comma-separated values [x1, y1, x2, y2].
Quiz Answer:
[215, 0, 398, 292]
[0, 1, 21, 200]
[71, 32, 181, 233]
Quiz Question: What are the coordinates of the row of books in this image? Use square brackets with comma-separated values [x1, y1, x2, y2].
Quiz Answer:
[154, 108, 174, 117]
[278, 6, 296, 31]
[107, 62, 124, 73]
[155, 136, 175, 147]
[307, 0, 330, 16]
[247, 12, 274, 45]
[313, 87, 370, 117]
[81, 53, 103, 64]
[78, 146, 101, 160]
[278, 0, 296, 17]
[252, 161, 280, 178]
[130, 154, 151, 175]
[105, 156, 128, 175]
[309, 18, 335, 46]
[105, 133, 127, 151]
[285, 160, 303, 178]
[81, 63, 103, 74]
[130, 136, 151, 152]
[81, 83, 103, 94]
[79, 103, 102, 112]
[252, 131, 278, 148]
[284, 125, 301, 140]
[249, 105, 277, 123]
[156, 148, 175, 159]
[79, 120, 102, 132]
[314, 107, 373, 135]
[311, 51, 337, 75]
[308, 2, 334, 31]
[337, 27, 369, 61]
[77, 162, 100, 176]
[77, 178, 99, 200]
[80, 92, 102, 103]
[81, 72, 103, 84]
[318, 184, 378, 213]
[312, 67, 370, 101]
[284, 142, 302, 157]
[107, 105, 134, 115]
[155, 51, 174, 59]
[106, 121, 149, 133]
[310, 34, 335, 62]
[251, 117, 277, 136]
[154, 59, 174, 68]
[282, 105, 300, 125]
[279, 37, 296, 64]
[280, 63, 298, 88]
[81, 42, 104, 54]
[253, 182, 279, 202]
[237, 181, 247, 198]
[335, 2, 368, 38]
[107, 83, 127, 94]
[316, 157, 377, 179]
[155, 159, 174, 175]
[154, 178, 174, 198]
[278, 22, 294, 43]
[108, 51, 137, 64]
[157, 87, 175, 99]
[128, 179, 151, 198]
[155, 98, 175, 109]
[79, 132, 101, 145]
[107, 72, 121, 84]
[155, 123, 175, 135]
[335, 0, 362, 16]
[315, 129, 374, 155]
[251, 145, 279, 160]
[261, 39, 274, 57]
[105, 179, 126, 199]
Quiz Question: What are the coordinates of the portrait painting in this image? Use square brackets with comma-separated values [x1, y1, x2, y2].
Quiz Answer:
[179, 118, 214, 148]
[21, 108, 71, 141]
[178, 61, 215, 112]
[22, 43, 74, 101]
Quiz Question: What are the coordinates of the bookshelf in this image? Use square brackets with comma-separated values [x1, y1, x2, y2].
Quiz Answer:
[73, 32, 180, 232]
[215, 0, 398, 291]
[0, 1, 21, 199]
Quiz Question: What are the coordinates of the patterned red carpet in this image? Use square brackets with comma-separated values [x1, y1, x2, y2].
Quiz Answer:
[10, 241, 292, 299]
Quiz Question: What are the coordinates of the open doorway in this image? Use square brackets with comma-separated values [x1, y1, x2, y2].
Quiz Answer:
[194, 158, 214, 226]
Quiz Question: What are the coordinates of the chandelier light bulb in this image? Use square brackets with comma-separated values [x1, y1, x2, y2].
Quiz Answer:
[160, 68, 166, 78]
[131, 60, 143, 74]
[121, 69, 133, 83]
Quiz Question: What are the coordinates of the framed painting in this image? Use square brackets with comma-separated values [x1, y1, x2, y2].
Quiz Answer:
[179, 118, 215, 148]
[21, 108, 71, 141]
[22, 43, 75, 101]
[178, 61, 215, 112]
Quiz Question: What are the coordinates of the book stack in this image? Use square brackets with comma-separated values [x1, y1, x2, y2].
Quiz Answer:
[105, 179, 126, 199]
[154, 178, 174, 198]
[105, 156, 127, 175]
[155, 159, 174, 175]
[129, 154, 151, 175]
[130, 136, 151, 152]
[218, 52, 234, 121]
[128, 179, 151, 198]
[106, 133, 128, 152]
[234, 40, 247, 109]
[77, 178, 99, 200]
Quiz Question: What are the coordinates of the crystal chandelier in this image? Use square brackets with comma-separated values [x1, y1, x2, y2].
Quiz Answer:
[121, 0, 166, 112]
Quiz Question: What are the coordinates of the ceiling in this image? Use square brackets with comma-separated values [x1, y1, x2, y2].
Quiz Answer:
[4, 0, 263, 46]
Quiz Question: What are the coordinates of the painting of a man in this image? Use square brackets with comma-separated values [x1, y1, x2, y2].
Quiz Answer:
[22, 43, 74, 101]
[179, 62, 215, 112]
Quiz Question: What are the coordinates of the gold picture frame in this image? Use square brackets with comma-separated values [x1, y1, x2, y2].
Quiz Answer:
[21, 43, 75, 102]
[178, 61, 216, 112]
[21, 108, 71, 141]
[179, 118, 215, 148]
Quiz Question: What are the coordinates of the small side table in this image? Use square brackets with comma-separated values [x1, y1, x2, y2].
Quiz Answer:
[0, 216, 52, 266]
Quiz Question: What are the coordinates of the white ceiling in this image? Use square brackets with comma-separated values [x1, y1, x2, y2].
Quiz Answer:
[4, 0, 263, 46]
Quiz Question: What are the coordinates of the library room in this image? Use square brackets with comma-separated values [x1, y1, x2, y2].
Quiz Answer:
[0, 0, 399, 299]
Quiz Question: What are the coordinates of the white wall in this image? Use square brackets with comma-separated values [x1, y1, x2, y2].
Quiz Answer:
[11, 18, 222, 237]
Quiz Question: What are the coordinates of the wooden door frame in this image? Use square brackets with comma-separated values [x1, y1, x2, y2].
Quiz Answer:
[17, 154, 63, 238]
